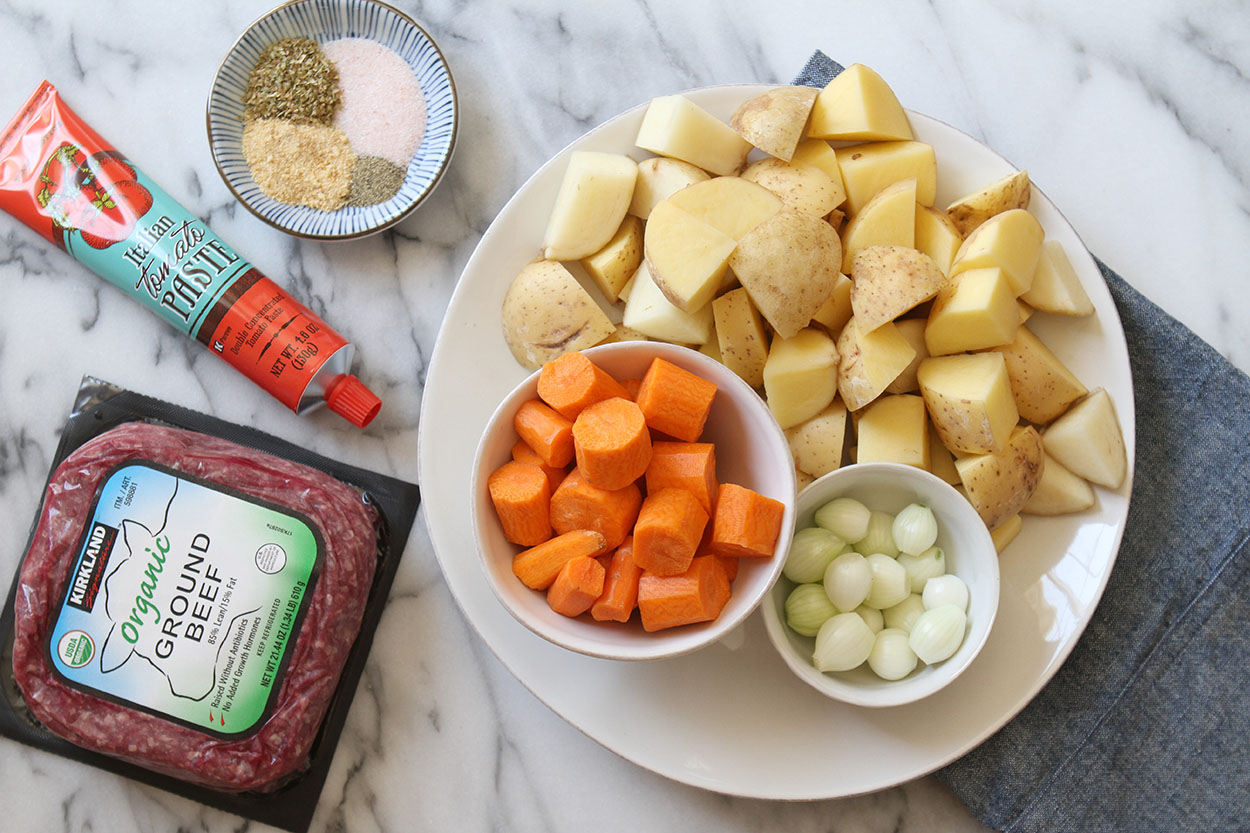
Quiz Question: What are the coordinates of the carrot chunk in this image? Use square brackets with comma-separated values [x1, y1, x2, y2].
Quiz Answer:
[537, 351, 631, 421]
[487, 460, 552, 547]
[637, 555, 732, 631]
[591, 536, 643, 623]
[573, 397, 653, 491]
[511, 440, 567, 494]
[513, 529, 609, 590]
[620, 378, 643, 400]
[547, 555, 607, 617]
[631, 487, 709, 576]
[634, 358, 717, 442]
[709, 483, 785, 559]
[514, 399, 575, 468]
[716, 554, 739, 581]
[549, 467, 641, 550]
[645, 441, 718, 515]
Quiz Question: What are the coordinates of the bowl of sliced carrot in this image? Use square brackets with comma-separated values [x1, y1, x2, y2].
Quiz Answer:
[472, 341, 797, 661]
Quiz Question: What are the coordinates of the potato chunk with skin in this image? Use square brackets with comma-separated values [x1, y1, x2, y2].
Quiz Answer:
[917, 352, 1019, 454]
[807, 63, 914, 142]
[1041, 388, 1128, 489]
[763, 327, 839, 429]
[946, 169, 1031, 236]
[835, 141, 936, 215]
[925, 266, 1019, 356]
[730, 207, 842, 339]
[840, 178, 917, 272]
[950, 208, 1045, 296]
[502, 260, 616, 370]
[628, 157, 710, 220]
[582, 215, 643, 303]
[1021, 240, 1095, 317]
[741, 157, 845, 218]
[730, 85, 818, 161]
[987, 324, 1088, 425]
[856, 394, 929, 469]
[836, 318, 916, 411]
[635, 95, 752, 176]
[713, 288, 770, 388]
[786, 400, 849, 479]
[850, 244, 946, 334]
[956, 425, 1044, 531]
[543, 151, 638, 261]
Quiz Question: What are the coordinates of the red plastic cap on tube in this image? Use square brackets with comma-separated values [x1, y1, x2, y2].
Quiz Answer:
[325, 375, 382, 428]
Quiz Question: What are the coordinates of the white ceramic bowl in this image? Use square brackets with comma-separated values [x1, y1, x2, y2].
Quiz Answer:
[471, 342, 797, 661]
[761, 463, 1000, 707]
[207, 0, 457, 239]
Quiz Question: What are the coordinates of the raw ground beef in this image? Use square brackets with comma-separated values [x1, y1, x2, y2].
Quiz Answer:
[11, 421, 378, 791]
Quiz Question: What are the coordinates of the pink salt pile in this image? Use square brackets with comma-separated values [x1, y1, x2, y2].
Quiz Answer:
[322, 37, 428, 168]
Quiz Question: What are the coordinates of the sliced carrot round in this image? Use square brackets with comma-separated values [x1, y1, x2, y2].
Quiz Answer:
[572, 397, 653, 491]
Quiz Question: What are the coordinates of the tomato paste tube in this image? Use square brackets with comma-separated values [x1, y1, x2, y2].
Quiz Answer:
[0, 81, 381, 428]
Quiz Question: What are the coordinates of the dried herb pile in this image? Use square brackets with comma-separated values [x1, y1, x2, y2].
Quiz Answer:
[239, 36, 415, 214]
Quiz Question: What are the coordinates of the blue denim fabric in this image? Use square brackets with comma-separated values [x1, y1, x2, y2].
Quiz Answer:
[796, 52, 1250, 832]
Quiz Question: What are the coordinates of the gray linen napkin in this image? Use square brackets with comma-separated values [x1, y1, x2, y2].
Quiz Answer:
[796, 52, 1250, 833]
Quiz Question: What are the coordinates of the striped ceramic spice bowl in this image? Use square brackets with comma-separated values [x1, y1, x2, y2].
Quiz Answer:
[207, 0, 457, 239]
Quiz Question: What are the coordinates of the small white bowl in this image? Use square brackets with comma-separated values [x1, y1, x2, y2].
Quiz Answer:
[761, 463, 999, 707]
[471, 342, 797, 661]
[207, 0, 457, 239]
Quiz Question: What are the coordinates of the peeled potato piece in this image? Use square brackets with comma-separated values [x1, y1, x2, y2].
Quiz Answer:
[808, 63, 914, 142]
[542, 151, 638, 261]
[1022, 240, 1095, 317]
[1041, 388, 1128, 489]
[635, 94, 751, 176]
[763, 327, 840, 429]
[1023, 452, 1096, 515]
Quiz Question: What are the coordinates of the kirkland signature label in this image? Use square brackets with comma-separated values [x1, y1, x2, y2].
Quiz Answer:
[48, 462, 322, 737]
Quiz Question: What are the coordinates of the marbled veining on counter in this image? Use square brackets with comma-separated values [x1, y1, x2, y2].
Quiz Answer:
[0, 1, 1246, 830]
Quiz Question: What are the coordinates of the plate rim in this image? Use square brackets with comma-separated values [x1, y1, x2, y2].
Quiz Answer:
[418, 82, 1135, 799]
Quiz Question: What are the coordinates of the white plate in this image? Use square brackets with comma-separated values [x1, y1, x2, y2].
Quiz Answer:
[417, 84, 1135, 799]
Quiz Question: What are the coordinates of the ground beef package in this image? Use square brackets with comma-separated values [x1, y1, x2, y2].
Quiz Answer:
[0, 378, 421, 832]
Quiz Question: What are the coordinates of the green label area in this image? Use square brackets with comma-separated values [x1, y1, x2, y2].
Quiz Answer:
[48, 462, 321, 737]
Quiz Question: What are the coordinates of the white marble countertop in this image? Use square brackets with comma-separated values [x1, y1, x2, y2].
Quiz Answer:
[0, 1, 1246, 830]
